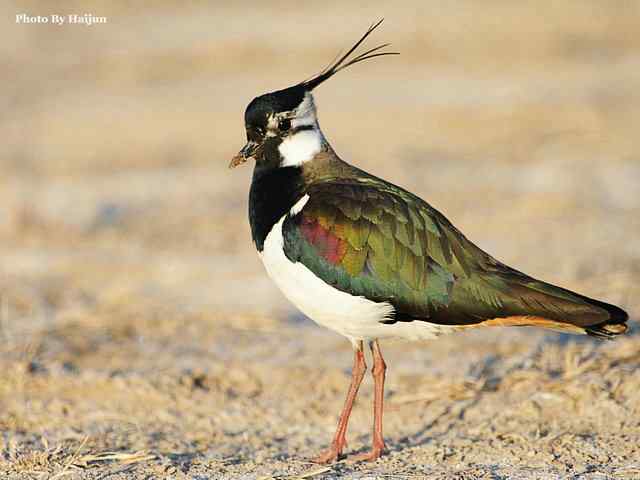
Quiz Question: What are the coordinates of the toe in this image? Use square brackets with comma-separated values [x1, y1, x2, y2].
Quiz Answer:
[349, 447, 384, 463]
[311, 447, 342, 464]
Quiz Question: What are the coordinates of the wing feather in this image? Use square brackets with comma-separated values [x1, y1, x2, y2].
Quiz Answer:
[281, 178, 625, 330]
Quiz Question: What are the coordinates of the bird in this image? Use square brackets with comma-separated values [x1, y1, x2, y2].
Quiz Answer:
[229, 20, 629, 463]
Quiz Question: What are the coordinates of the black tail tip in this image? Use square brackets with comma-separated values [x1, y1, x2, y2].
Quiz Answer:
[585, 303, 629, 339]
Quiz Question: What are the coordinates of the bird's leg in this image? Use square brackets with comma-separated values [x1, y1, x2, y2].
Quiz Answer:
[312, 340, 367, 464]
[351, 340, 387, 462]
[370, 340, 388, 455]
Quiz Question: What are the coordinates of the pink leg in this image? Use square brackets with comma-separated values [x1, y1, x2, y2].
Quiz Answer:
[351, 340, 387, 462]
[312, 341, 367, 464]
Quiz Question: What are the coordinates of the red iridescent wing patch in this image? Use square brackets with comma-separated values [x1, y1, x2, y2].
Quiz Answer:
[300, 215, 347, 265]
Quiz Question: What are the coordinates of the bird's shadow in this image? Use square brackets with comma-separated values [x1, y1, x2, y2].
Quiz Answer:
[385, 344, 535, 453]
[383, 327, 638, 456]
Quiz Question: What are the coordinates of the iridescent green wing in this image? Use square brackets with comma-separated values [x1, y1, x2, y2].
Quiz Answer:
[282, 178, 623, 328]
[282, 181, 466, 320]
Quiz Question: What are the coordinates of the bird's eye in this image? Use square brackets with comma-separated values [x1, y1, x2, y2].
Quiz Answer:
[278, 118, 291, 132]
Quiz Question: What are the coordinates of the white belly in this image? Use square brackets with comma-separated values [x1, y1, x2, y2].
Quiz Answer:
[259, 202, 457, 343]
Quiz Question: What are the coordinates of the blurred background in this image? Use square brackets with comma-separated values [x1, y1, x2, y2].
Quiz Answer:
[1, 1, 639, 478]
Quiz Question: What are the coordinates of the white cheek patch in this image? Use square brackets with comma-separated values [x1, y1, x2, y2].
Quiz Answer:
[279, 129, 322, 167]
[292, 93, 317, 128]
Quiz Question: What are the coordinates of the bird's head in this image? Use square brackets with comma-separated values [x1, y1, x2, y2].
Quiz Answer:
[230, 19, 397, 170]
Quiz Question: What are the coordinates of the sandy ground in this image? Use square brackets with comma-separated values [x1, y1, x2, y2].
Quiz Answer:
[1, 2, 640, 479]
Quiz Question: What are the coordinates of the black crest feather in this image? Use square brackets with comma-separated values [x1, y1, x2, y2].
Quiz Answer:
[301, 19, 398, 91]
[243, 20, 397, 128]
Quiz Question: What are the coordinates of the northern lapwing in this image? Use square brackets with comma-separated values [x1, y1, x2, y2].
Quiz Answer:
[229, 20, 629, 463]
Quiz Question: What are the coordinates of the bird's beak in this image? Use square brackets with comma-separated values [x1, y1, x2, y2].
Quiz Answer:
[229, 141, 258, 169]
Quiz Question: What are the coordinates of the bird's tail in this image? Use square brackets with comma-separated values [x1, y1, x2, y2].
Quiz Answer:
[491, 278, 630, 339]
[454, 270, 631, 338]
[580, 298, 629, 338]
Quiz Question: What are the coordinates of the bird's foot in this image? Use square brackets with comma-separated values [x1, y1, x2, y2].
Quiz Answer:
[349, 443, 386, 463]
[311, 442, 345, 464]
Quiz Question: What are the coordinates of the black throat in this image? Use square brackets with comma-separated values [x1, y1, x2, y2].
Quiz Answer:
[249, 164, 305, 251]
